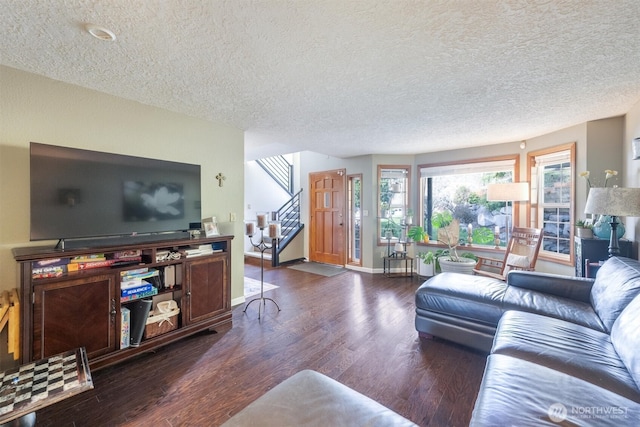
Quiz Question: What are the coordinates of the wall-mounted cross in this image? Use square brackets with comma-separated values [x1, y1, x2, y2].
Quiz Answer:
[215, 172, 226, 187]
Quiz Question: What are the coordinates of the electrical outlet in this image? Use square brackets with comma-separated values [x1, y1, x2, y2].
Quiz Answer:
[229, 212, 237, 222]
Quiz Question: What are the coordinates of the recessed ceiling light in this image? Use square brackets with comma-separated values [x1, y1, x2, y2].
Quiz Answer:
[85, 24, 116, 41]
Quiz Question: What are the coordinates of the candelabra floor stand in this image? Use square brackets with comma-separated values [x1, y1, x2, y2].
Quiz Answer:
[243, 232, 281, 320]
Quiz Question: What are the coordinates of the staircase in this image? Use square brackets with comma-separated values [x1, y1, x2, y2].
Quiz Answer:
[271, 190, 304, 266]
[256, 155, 293, 195]
[249, 156, 304, 266]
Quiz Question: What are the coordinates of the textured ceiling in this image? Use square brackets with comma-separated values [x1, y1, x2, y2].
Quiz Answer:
[2, 1, 640, 160]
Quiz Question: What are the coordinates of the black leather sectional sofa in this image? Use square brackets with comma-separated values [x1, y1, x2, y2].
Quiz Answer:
[415, 256, 640, 426]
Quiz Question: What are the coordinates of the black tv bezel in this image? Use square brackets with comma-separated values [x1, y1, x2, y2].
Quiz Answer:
[29, 142, 202, 247]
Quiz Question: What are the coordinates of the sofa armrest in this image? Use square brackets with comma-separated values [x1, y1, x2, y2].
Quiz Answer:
[506, 270, 594, 303]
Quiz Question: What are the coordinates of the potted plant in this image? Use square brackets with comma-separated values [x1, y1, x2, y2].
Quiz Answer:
[407, 225, 429, 243]
[405, 208, 414, 225]
[432, 211, 477, 274]
[416, 250, 435, 276]
[575, 219, 594, 239]
[380, 202, 390, 219]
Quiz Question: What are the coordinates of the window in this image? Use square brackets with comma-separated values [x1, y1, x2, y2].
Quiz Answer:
[419, 156, 519, 247]
[528, 143, 575, 262]
[378, 165, 410, 244]
[348, 174, 362, 265]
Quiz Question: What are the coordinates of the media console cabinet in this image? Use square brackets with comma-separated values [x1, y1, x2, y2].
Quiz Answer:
[13, 235, 233, 370]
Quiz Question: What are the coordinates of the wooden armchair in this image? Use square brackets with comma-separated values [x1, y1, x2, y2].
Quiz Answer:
[473, 227, 543, 280]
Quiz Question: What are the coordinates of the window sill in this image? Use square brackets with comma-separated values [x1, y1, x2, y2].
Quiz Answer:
[416, 241, 573, 267]
[417, 241, 506, 255]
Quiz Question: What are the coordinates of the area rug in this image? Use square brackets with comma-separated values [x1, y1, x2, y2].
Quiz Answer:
[244, 277, 279, 298]
[287, 262, 347, 277]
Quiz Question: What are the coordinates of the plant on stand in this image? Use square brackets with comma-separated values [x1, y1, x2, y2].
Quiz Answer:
[432, 211, 477, 274]
[405, 208, 414, 226]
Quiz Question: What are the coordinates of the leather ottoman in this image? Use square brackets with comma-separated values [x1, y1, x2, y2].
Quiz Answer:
[221, 370, 417, 427]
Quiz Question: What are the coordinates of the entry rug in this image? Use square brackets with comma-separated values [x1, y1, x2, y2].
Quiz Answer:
[287, 262, 347, 277]
[244, 277, 279, 298]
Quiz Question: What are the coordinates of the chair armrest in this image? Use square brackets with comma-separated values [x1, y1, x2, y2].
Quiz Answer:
[506, 270, 594, 303]
[475, 255, 504, 270]
[473, 269, 504, 280]
[474, 256, 506, 280]
[505, 264, 533, 271]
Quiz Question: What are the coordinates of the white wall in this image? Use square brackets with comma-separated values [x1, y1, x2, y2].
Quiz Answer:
[243, 159, 294, 251]
[0, 66, 246, 299]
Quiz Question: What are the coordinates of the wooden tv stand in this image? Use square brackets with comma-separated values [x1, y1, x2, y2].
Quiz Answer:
[13, 235, 233, 371]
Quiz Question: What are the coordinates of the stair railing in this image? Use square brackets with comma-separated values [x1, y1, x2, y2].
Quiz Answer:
[271, 189, 303, 266]
[256, 155, 293, 195]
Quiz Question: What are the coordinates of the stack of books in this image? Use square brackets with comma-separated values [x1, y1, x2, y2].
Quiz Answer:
[68, 254, 116, 271]
[182, 244, 220, 258]
[112, 249, 143, 266]
[32, 250, 145, 279]
[32, 258, 70, 279]
[120, 268, 159, 302]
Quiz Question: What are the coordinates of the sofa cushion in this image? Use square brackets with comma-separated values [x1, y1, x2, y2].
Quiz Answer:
[415, 273, 507, 326]
[491, 310, 640, 402]
[470, 355, 640, 426]
[507, 270, 593, 303]
[611, 294, 640, 391]
[503, 286, 605, 331]
[590, 257, 640, 332]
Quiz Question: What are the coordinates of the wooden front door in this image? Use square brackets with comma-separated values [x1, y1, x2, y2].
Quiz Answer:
[309, 169, 346, 265]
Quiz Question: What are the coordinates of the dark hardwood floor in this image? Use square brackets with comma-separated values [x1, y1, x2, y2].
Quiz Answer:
[36, 259, 487, 427]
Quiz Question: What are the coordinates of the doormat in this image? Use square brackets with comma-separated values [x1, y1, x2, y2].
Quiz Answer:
[287, 262, 347, 277]
[244, 277, 279, 298]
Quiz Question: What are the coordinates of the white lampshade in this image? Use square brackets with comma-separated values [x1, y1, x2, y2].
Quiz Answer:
[486, 182, 529, 202]
[585, 187, 640, 217]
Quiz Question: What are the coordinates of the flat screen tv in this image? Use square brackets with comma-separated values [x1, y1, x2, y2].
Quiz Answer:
[30, 142, 202, 246]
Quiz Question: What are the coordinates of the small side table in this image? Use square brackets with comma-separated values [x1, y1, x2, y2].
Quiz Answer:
[384, 255, 413, 278]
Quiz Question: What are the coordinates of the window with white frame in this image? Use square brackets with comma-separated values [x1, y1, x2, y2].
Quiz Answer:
[529, 145, 574, 261]
[348, 174, 362, 265]
[419, 157, 519, 247]
[378, 166, 410, 244]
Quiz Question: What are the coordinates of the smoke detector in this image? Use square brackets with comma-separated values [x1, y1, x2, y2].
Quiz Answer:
[85, 24, 116, 41]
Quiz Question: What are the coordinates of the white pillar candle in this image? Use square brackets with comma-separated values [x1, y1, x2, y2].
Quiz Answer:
[268, 222, 281, 238]
[245, 222, 255, 236]
[257, 213, 268, 228]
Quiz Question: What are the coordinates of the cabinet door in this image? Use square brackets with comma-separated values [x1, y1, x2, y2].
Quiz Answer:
[33, 274, 118, 360]
[185, 255, 229, 324]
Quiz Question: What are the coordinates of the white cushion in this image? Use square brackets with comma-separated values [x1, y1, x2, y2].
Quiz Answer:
[505, 254, 530, 272]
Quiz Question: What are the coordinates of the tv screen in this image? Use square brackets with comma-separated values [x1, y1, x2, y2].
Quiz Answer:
[30, 142, 202, 243]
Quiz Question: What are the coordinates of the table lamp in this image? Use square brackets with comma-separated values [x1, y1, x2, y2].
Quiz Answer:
[584, 187, 640, 257]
